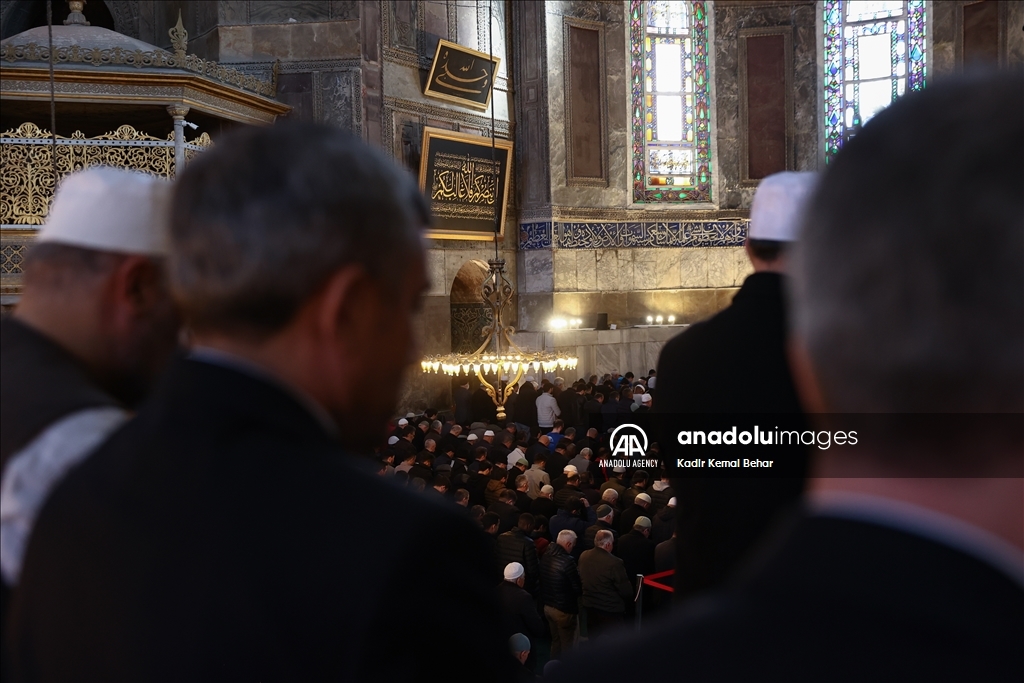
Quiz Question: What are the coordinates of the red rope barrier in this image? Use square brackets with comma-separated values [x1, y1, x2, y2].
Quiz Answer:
[641, 569, 675, 593]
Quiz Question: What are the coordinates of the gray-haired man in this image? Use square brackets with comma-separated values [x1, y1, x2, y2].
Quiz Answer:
[8, 125, 515, 682]
[539, 529, 583, 659]
[555, 70, 1024, 682]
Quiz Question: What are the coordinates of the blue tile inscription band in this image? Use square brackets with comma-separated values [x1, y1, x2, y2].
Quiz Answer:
[518, 220, 748, 250]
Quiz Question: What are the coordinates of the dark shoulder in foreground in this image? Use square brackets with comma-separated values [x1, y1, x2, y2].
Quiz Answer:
[11, 360, 516, 682]
[549, 515, 1024, 683]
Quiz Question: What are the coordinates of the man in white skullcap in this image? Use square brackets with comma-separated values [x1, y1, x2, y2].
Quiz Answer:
[655, 171, 815, 602]
[0, 167, 179, 614]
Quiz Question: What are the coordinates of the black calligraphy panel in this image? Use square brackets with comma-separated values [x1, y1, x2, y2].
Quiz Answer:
[419, 127, 513, 240]
[424, 39, 501, 110]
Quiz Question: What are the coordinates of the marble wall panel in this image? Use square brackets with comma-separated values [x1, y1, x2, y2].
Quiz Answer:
[518, 293, 555, 333]
[628, 342, 647, 378]
[518, 251, 554, 294]
[396, 364, 451, 416]
[425, 249, 446, 296]
[218, 1, 249, 25]
[595, 344, 619, 375]
[248, 1, 330, 24]
[1009, 2, 1024, 66]
[594, 249, 617, 291]
[645, 341, 666, 372]
[931, 1, 957, 76]
[616, 250, 635, 292]
[633, 249, 661, 291]
[715, 1, 818, 208]
[733, 247, 753, 286]
[417, 294, 452, 353]
[553, 250, 578, 292]
[218, 24, 253, 61]
[706, 248, 738, 289]
[576, 250, 598, 291]
[331, 1, 359, 22]
[679, 249, 709, 289]
[654, 249, 682, 290]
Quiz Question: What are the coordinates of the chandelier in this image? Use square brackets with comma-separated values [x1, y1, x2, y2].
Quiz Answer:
[421, 258, 577, 421]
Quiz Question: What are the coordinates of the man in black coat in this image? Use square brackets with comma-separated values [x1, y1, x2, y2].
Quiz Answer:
[581, 505, 618, 552]
[530, 484, 558, 520]
[0, 168, 180, 642]
[551, 73, 1024, 682]
[489, 489, 523, 534]
[496, 563, 545, 642]
[6, 125, 514, 683]
[618, 493, 652, 535]
[556, 383, 582, 434]
[453, 379, 472, 426]
[651, 498, 677, 545]
[615, 517, 655, 591]
[654, 169, 813, 603]
[496, 514, 541, 595]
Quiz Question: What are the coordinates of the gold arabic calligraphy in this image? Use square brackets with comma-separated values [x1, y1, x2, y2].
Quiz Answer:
[430, 152, 499, 209]
[433, 50, 491, 95]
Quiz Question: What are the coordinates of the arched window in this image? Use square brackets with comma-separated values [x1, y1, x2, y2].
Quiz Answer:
[823, 0, 927, 163]
[629, 0, 713, 203]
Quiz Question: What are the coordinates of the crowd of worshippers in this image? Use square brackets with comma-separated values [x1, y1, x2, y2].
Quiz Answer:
[372, 386, 676, 674]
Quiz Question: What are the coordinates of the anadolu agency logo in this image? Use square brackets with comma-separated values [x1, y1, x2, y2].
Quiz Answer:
[608, 424, 659, 468]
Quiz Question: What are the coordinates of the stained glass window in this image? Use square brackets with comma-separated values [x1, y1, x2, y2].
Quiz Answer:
[823, 0, 927, 163]
[630, 1, 713, 203]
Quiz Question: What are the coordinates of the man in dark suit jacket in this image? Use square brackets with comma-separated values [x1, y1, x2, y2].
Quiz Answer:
[7, 124, 515, 683]
[552, 73, 1024, 682]
[654, 168, 812, 602]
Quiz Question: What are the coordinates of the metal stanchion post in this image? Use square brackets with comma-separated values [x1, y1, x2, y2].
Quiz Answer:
[634, 574, 644, 630]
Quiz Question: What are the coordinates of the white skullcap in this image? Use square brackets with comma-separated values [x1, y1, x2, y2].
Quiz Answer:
[564, 464, 578, 473]
[668, 496, 677, 507]
[635, 493, 652, 504]
[748, 171, 818, 242]
[387, 436, 399, 445]
[524, 375, 535, 383]
[639, 393, 652, 404]
[467, 433, 479, 441]
[484, 430, 495, 437]
[406, 412, 416, 418]
[503, 562, 525, 581]
[37, 167, 171, 256]
[398, 419, 408, 427]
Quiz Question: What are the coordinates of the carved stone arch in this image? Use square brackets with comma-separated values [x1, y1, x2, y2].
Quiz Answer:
[104, 0, 139, 38]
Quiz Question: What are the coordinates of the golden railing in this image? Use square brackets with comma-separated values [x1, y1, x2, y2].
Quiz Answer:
[0, 122, 211, 225]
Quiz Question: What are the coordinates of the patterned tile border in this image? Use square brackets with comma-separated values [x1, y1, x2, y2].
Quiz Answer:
[518, 219, 747, 250]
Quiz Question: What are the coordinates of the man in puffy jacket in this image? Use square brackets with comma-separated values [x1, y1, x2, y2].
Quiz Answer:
[539, 529, 582, 659]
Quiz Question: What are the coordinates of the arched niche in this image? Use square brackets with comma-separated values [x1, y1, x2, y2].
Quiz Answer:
[449, 259, 493, 354]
